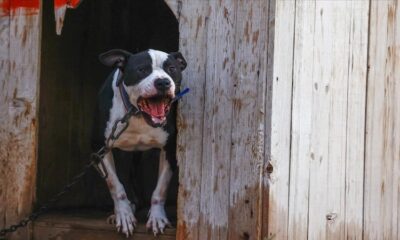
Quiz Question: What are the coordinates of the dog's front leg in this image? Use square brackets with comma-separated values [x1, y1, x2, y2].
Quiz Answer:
[102, 152, 137, 237]
[147, 150, 173, 235]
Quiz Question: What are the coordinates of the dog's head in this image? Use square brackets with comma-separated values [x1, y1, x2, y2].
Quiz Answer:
[99, 49, 187, 127]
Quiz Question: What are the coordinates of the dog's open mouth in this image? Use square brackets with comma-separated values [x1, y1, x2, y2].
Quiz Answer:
[137, 95, 173, 127]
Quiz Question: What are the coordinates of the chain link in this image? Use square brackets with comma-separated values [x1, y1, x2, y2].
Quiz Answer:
[0, 108, 136, 239]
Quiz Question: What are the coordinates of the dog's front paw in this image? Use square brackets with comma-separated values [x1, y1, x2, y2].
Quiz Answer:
[109, 201, 137, 237]
[146, 204, 171, 235]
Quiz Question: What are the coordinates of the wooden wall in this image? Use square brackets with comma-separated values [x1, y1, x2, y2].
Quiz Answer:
[168, 0, 400, 240]
[166, 0, 275, 239]
[0, 1, 41, 239]
[364, 1, 400, 239]
[267, 1, 400, 240]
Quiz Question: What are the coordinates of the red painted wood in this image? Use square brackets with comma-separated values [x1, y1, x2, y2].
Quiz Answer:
[0, 0, 40, 16]
[54, 0, 81, 9]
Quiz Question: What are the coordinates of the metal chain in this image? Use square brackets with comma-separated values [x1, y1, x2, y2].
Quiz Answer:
[0, 107, 136, 239]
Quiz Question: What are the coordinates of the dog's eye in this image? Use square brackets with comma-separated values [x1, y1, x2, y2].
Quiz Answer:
[137, 67, 149, 75]
[168, 66, 177, 73]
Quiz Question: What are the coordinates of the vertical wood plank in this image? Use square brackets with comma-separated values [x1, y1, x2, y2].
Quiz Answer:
[364, 1, 400, 239]
[197, 1, 236, 239]
[288, 2, 316, 239]
[262, 0, 275, 237]
[0, 0, 11, 232]
[175, 0, 210, 240]
[343, 2, 369, 239]
[266, 0, 295, 239]
[0, 1, 41, 239]
[175, 0, 275, 239]
[228, 0, 270, 239]
[287, 2, 369, 239]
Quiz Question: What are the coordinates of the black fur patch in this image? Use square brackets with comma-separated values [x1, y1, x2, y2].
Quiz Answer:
[122, 51, 153, 86]
[91, 70, 115, 151]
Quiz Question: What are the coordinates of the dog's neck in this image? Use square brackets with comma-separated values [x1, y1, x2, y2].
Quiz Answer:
[113, 69, 139, 112]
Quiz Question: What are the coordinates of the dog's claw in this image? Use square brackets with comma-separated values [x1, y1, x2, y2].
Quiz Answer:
[107, 214, 116, 224]
[146, 204, 170, 235]
[108, 201, 137, 237]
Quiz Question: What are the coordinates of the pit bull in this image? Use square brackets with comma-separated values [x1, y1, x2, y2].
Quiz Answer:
[91, 49, 187, 237]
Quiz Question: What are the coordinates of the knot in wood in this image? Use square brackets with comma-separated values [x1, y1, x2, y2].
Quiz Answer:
[326, 213, 338, 221]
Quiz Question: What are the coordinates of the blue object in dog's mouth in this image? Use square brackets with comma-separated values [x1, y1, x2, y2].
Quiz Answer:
[172, 87, 190, 103]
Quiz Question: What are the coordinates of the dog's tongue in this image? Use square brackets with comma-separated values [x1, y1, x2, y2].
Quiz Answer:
[148, 101, 166, 117]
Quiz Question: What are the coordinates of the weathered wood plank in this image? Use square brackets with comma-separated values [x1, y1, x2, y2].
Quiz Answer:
[33, 213, 175, 240]
[177, 0, 276, 239]
[227, 0, 270, 239]
[53, 0, 82, 35]
[266, 0, 295, 239]
[262, 0, 275, 237]
[364, 1, 400, 239]
[308, 3, 369, 240]
[175, 0, 209, 240]
[197, 1, 236, 239]
[288, 2, 316, 239]
[343, 2, 369, 239]
[287, 2, 369, 239]
[176, 0, 275, 239]
[308, 2, 348, 239]
[0, 1, 41, 239]
[0, 0, 11, 232]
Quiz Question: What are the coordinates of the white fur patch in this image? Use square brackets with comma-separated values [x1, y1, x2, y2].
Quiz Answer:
[148, 49, 169, 67]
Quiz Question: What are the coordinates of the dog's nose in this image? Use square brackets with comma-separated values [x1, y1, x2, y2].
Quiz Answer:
[154, 78, 171, 91]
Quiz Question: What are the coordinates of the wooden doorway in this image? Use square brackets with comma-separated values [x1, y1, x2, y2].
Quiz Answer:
[36, 0, 179, 238]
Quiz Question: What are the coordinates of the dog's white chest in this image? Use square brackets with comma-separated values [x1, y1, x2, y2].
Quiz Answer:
[112, 116, 168, 151]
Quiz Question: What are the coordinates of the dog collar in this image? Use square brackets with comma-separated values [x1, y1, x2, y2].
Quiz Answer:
[116, 70, 141, 115]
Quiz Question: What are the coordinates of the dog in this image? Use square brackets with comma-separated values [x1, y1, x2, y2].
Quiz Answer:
[91, 49, 187, 236]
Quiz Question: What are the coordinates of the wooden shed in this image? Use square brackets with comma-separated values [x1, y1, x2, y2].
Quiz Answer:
[0, 0, 399, 240]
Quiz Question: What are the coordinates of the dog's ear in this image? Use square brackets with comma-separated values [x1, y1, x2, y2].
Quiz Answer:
[170, 52, 187, 71]
[99, 49, 131, 68]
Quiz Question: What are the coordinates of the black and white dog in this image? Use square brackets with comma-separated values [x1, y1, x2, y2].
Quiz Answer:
[91, 49, 187, 236]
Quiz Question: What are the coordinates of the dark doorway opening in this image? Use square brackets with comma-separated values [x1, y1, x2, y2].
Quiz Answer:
[37, 0, 179, 236]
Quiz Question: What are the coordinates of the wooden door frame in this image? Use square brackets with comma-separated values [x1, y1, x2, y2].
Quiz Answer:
[0, 1, 42, 240]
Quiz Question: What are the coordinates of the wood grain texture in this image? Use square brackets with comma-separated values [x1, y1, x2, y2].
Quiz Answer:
[343, 2, 369, 239]
[198, 0, 235, 238]
[0, 1, 41, 239]
[228, 0, 270, 239]
[284, 1, 369, 239]
[266, 0, 295, 239]
[174, 1, 209, 239]
[288, 2, 316, 238]
[174, 0, 274, 239]
[0, 0, 11, 232]
[364, 1, 400, 239]
[261, 0, 275, 238]
[33, 213, 175, 240]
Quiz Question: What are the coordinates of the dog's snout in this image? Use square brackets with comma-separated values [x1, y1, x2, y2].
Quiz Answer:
[154, 78, 171, 91]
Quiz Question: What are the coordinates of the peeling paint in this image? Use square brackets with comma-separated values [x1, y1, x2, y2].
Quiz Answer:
[0, 0, 40, 16]
[54, 0, 82, 35]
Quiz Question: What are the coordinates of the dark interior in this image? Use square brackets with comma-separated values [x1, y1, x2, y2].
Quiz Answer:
[37, 0, 179, 224]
